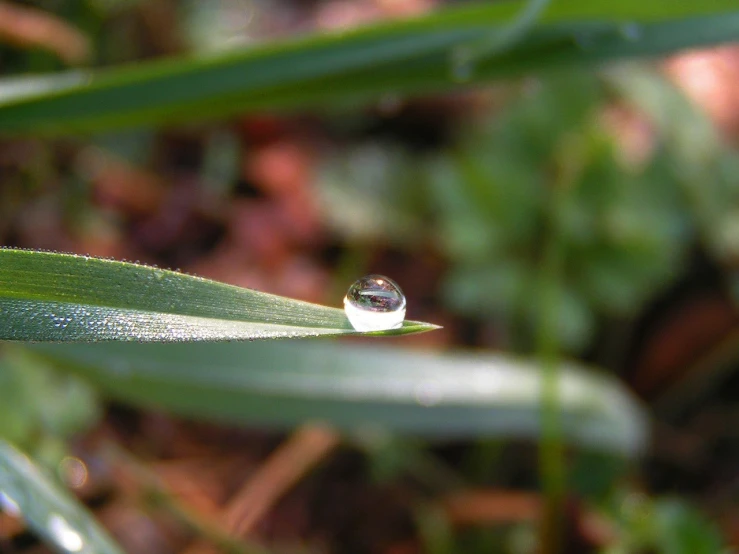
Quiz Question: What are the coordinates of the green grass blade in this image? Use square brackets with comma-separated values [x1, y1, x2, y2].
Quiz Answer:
[0, 3, 738, 135]
[460, 0, 553, 63]
[0, 439, 124, 554]
[0, 249, 436, 342]
[29, 341, 648, 457]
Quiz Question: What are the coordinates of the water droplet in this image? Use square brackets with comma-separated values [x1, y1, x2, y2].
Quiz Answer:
[47, 514, 84, 552]
[343, 275, 406, 332]
[619, 23, 641, 42]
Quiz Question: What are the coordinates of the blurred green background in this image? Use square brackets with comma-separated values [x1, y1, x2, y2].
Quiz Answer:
[1, 0, 739, 553]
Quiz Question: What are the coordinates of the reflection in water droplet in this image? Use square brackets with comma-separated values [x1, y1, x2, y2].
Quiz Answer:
[0, 491, 21, 517]
[619, 23, 641, 41]
[414, 382, 441, 407]
[344, 275, 406, 332]
[58, 457, 88, 489]
[48, 514, 84, 552]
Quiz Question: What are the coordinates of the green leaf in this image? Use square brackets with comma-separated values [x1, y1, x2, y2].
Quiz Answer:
[0, 353, 99, 447]
[652, 499, 727, 554]
[0, 439, 124, 554]
[29, 341, 648, 457]
[1, 3, 739, 135]
[0, 249, 436, 342]
[604, 65, 739, 267]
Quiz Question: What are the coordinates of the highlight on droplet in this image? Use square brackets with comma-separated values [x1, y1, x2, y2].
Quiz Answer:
[47, 513, 84, 552]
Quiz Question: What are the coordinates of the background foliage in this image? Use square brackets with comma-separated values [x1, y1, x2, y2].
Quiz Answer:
[1, 0, 739, 553]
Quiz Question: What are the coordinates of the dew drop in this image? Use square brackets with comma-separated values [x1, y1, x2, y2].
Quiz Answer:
[343, 275, 406, 332]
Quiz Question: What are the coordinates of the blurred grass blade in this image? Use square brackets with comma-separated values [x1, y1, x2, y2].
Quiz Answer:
[0, 72, 87, 104]
[0, 439, 124, 554]
[0, 249, 435, 342]
[462, 0, 553, 62]
[30, 341, 648, 457]
[1, 3, 739, 135]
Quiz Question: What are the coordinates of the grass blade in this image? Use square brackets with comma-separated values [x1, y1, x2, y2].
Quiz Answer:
[29, 341, 648, 457]
[0, 4, 738, 135]
[0, 249, 436, 342]
[0, 439, 124, 554]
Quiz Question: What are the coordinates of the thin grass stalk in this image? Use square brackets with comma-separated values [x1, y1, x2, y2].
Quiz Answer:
[537, 135, 581, 554]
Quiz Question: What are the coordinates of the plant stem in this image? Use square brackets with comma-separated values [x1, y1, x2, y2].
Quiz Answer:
[537, 224, 565, 554]
[537, 135, 579, 554]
